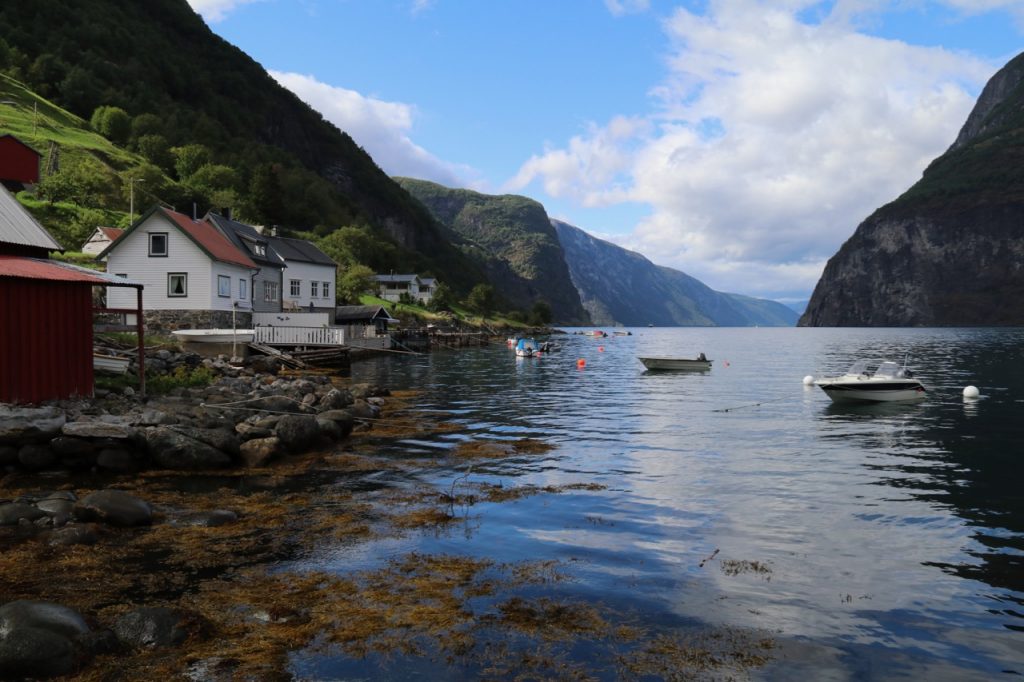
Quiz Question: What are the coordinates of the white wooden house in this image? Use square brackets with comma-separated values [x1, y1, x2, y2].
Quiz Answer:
[98, 206, 257, 321]
[81, 226, 124, 255]
[268, 235, 337, 312]
[375, 273, 436, 304]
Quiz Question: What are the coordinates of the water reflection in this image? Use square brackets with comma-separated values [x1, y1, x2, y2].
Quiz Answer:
[339, 328, 1024, 676]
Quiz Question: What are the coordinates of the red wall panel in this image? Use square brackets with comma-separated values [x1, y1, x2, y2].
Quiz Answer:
[0, 279, 93, 403]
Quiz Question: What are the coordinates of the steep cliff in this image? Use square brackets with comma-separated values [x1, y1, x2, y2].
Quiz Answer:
[553, 220, 798, 327]
[801, 52, 1024, 326]
[396, 179, 590, 323]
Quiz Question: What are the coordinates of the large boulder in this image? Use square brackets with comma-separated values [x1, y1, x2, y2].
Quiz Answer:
[144, 426, 233, 469]
[74, 490, 152, 527]
[0, 503, 47, 526]
[274, 415, 320, 454]
[0, 600, 89, 679]
[0, 406, 65, 444]
[319, 388, 353, 411]
[239, 437, 280, 468]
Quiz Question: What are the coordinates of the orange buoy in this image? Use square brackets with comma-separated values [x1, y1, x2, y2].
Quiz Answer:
[598, 346, 604, 352]
[577, 358, 586, 368]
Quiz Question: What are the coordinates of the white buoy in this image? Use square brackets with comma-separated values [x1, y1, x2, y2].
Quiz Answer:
[963, 385, 980, 400]
[803, 375, 815, 386]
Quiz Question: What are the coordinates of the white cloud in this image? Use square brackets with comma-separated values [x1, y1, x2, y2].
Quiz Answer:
[605, 0, 651, 17]
[186, 0, 262, 23]
[270, 71, 478, 188]
[509, 0, 993, 299]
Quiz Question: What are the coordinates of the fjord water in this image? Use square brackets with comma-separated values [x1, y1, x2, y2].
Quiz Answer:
[314, 327, 1024, 679]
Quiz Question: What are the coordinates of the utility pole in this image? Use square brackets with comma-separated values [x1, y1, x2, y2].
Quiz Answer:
[129, 178, 144, 223]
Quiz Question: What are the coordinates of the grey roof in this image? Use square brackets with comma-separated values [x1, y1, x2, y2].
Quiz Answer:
[375, 273, 420, 283]
[0, 184, 62, 251]
[267, 235, 336, 267]
[334, 305, 398, 323]
[206, 213, 285, 268]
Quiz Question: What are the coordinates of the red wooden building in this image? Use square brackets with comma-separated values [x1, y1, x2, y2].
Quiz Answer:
[0, 134, 41, 190]
[0, 185, 143, 403]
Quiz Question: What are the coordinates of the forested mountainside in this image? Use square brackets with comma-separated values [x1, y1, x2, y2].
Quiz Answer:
[396, 178, 590, 324]
[553, 220, 798, 327]
[801, 51, 1024, 326]
[0, 0, 484, 293]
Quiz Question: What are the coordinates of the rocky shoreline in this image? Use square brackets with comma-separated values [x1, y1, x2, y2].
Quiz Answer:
[0, 349, 390, 679]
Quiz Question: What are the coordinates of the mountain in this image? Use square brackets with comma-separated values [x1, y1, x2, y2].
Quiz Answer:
[553, 220, 798, 327]
[395, 178, 590, 324]
[800, 52, 1024, 326]
[0, 0, 485, 294]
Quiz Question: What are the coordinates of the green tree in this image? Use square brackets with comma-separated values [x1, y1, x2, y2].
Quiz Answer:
[336, 264, 376, 304]
[119, 163, 168, 216]
[465, 283, 496, 317]
[427, 282, 454, 312]
[90, 105, 131, 145]
[131, 113, 163, 140]
[528, 300, 553, 326]
[136, 134, 173, 171]
[186, 163, 240, 211]
[171, 143, 211, 180]
[246, 163, 286, 226]
[37, 156, 116, 206]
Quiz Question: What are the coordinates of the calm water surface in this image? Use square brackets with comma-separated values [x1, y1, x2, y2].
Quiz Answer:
[298, 327, 1024, 679]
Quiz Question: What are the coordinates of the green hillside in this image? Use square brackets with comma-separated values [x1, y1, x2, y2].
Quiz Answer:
[0, 0, 484, 293]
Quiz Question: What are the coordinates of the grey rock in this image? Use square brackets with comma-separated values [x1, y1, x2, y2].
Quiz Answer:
[113, 606, 201, 649]
[97, 448, 138, 473]
[0, 600, 90, 639]
[234, 422, 272, 440]
[0, 624, 75, 678]
[0, 503, 47, 526]
[74, 490, 153, 527]
[47, 525, 99, 546]
[239, 437, 280, 467]
[144, 426, 233, 470]
[62, 420, 137, 440]
[274, 415, 320, 454]
[319, 388, 353, 410]
[35, 498, 75, 524]
[0, 445, 17, 465]
[0, 406, 66, 444]
[17, 443, 56, 470]
[49, 436, 95, 457]
[315, 417, 344, 442]
[177, 510, 238, 527]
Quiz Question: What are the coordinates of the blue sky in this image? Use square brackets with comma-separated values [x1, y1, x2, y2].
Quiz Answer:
[188, 0, 1023, 304]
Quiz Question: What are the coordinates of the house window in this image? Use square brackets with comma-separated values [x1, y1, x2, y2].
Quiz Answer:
[322, 282, 330, 299]
[168, 273, 187, 297]
[290, 279, 301, 297]
[263, 281, 279, 303]
[311, 281, 319, 298]
[239, 278, 248, 300]
[115, 273, 127, 278]
[217, 275, 231, 298]
[149, 233, 168, 257]
[253, 244, 266, 257]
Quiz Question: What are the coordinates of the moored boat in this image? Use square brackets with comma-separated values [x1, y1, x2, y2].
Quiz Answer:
[515, 337, 539, 358]
[638, 354, 711, 371]
[172, 329, 255, 343]
[813, 359, 926, 402]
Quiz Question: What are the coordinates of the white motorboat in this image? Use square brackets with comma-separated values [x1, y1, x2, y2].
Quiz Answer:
[638, 354, 712, 371]
[813, 359, 926, 402]
[172, 329, 255, 343]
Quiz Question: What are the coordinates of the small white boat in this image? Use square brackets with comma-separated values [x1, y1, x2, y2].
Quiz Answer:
[93, 353, 130, 375]
[639, 354, 711, 371]
[814, 359, 926, 402]
[515, 337, 539, 357]
[172, 329, 255, 343]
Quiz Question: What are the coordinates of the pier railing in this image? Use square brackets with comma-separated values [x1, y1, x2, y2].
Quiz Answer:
[253, 325, 345, 346]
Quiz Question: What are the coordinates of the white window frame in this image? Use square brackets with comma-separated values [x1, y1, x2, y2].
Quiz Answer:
[239, 278, 248, 301]
[168, 273, 187, 297]
[290, 279, 301, 297]
[311, 281, 319, 298]
[149, 233, 168, 257]
[322, 281, 330, 299]
[217, 275, 231, 298]
[263, 281, 279, 303]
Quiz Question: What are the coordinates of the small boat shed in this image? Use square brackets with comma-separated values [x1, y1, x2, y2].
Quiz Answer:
[0, 184, 145, 403]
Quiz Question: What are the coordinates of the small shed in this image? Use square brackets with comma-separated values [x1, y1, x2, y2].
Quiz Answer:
[0, 134, 41, 190]
[0, 256, 144, 404]
[81, 226, 124, 256]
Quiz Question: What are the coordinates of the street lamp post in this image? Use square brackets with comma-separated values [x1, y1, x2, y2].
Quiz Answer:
[129, 178, 144, 223]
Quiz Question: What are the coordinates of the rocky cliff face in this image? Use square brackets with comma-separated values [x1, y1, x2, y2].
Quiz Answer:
[396, 179, 590, 324]
[554, 220, 798, 327]
[801, 52, 1024, 326]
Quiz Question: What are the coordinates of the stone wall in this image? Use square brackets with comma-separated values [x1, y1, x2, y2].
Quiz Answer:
[142, 310, 254, 333]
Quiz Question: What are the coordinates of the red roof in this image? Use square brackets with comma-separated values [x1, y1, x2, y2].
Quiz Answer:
[162, 209, 257, 269]
[99, 226, 124, 240]
[0, 255, 122, 284]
